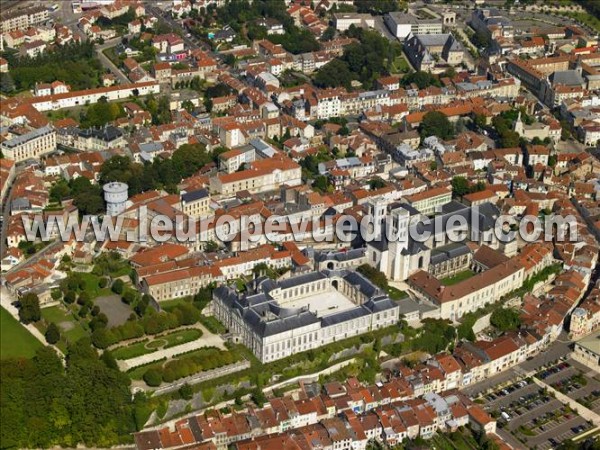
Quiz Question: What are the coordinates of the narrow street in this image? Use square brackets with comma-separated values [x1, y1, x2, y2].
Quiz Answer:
[96, 37, 131, 84]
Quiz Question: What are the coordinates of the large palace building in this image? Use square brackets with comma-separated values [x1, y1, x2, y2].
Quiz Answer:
[211, 270, 400, 363]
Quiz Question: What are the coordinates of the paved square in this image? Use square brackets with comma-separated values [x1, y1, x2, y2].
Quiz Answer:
[281, 290, 356, 317]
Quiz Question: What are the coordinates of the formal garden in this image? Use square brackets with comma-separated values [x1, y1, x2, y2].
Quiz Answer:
[111, 328, 204, 360]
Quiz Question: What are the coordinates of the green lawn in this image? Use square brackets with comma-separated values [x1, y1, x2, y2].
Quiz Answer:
[78, 272, 111, 299]
[163, 328, 202, 348]
[1, 306, 42, 359]
[159, 297, 192, 312]
[112, 339, 154, 360]
[110, 266, 132, 278]
[41, 305, 88, 347]
[199, 315, 226, 334]
[441, 270, 475, 286]
[41, 305, 72, 323]
[387, 286, 408, 300]
[431, 434, 456, 450]
[391, 55, 410, 74]
[112, 329, 202, 360]
[128, 360, 166, 380]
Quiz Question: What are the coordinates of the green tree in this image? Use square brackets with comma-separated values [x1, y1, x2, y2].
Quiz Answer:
[0, 72, 15, 93]
[111, 279, 124, 295]
[369, 178, 387, 190]
[451, 176, 470, 197]
[356, 264, 389, 290]
[64, 291, 77, 304]
[251, 388, 267, 407]
[499, 130, 520, 148]
[560, 120, 572, 141]
[193, 286, 213, 311]
[223, 53, 236, 67]
[204, 240, 219, 252]
[0, 340, 137, 448]
[178, 383, 194, 400]
[91, 328, 113, 349]
[314, 28, 396, 89]
[156, 96, 172, 125]
[471, 30, 491, 49]
[181, 99, 195, 113]
[81, 99, 124, 128]
[355, 0, 398, 14]
[490, 308, 521, 332]
[45, 323, 61, 344]
[313, 59, 354, 89]
[474, 113, 488, 129]
[420, 111, 455, 140]
[413, 319, 456, 353]
[18, 292, 41, 324]
[74, 191, 104, 214]
[172, 143, 211, 178]
[321, 26, 336, 41]
[400, 70, 441, 89]
[122, 289, 139, 305]
[312, 175, 332, 193]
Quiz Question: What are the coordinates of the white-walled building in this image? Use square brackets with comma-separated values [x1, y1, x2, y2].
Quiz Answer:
[212, 270, 400, 363]
[384, 12, 442, 40]
[1, 125, 56, 162]
[29, 82, 160, 112]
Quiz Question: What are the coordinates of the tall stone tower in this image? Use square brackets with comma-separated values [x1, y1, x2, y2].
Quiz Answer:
[388, 206, 410, 281]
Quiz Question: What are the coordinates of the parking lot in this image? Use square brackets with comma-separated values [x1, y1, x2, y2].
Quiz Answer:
[538, 359, 600, 415]
[462, 338, 572, 398]
[477, 359, 597, 449]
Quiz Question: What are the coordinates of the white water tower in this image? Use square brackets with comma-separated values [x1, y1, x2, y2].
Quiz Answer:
[103, 182, 128, 216]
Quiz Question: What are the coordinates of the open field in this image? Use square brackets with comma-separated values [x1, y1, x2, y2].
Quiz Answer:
[1, 306, 42, 359]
